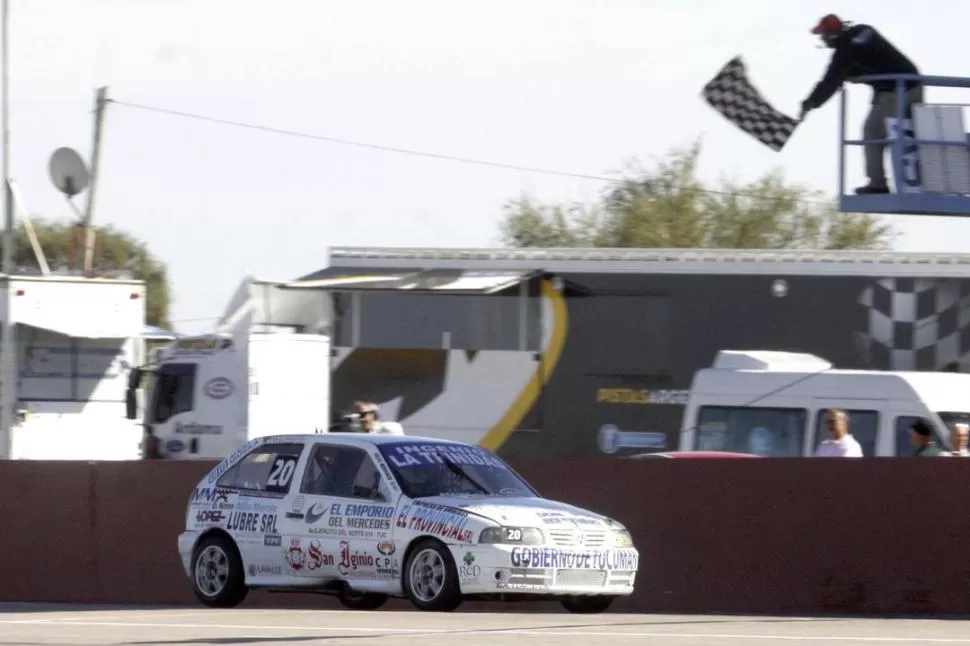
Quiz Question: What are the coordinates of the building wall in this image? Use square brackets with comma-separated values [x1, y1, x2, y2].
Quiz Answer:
[328, 273, 970, 458]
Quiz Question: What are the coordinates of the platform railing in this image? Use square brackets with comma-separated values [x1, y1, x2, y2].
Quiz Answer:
[838, 73, 970, 216]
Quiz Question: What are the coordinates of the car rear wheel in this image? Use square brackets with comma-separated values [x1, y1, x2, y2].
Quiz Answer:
[402, 539, 462, 612]
[191, 535, 248, 608]
[560, 594, 615, 614]
[337, 587, 388, 610]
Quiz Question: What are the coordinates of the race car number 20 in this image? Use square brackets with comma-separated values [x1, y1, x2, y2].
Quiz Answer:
[267, 456, 297, 491]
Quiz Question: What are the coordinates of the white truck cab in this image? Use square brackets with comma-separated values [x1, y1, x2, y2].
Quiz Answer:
[678, 350, 970, 457]
[126, 331, 332, 459]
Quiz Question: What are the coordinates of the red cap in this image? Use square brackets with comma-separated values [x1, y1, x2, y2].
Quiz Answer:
[811, 14, 843, 35]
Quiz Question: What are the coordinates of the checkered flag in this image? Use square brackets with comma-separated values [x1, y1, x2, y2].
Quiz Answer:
[701, 56, 799, 152]
[856, 278, 970, 371]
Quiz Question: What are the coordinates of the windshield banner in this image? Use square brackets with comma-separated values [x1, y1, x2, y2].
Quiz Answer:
[381, 442, 508, 469]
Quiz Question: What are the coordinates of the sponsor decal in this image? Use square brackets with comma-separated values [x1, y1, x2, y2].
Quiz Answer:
[176, 422, 223, 435]
[195, 509, 225, 524]
[372, 455, 400, 493]
[338, 540, 375, 576]
[203, 377, 235, 399]
[264, 534, 282, 547]
[459, 551, 481, 580]
[509, 547, 639, 571]
[284, 538, 333, 572]
[377, 540, 395, 555]
[497, 582, 548, 591]
[234, 500, 277, 514]
[306, 502, 394, 539]
[596, 388, 689, 405]
[383, 442, 507, 469]
[208, 438, 263, 483]
[535, 511, 604, 527]
[226, 511, 279, 534]
[190, 487, 231, 505]
[396, 501, 473, 543]
[248, 563, 283, 576]
[166, 439, 185, 453]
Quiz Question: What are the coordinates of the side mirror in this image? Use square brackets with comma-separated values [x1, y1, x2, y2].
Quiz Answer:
[125, 389, 137, 420]
[127, 367, 142, 390]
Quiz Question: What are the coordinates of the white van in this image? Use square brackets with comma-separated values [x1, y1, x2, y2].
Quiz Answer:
[678, 350, 970, 457]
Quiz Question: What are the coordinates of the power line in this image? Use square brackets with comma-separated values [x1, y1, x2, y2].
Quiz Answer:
[108, 98, 837, 208]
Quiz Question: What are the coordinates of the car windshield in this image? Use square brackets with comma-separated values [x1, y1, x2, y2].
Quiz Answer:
[377, 441, 538, 499]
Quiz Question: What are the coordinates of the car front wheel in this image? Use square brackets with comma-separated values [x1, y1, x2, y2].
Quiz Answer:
[402, 538, 462, 612]
[190, 535, 249, 608]
[560, 594, 616, 614]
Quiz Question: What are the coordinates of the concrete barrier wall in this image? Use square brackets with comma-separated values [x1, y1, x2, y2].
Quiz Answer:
[2, 458, 969, 614]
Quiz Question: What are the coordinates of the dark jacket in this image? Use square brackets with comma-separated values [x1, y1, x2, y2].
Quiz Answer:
[804, 23, 920, 109]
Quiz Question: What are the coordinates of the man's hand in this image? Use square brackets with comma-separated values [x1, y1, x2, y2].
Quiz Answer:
[798, 100, 813, 121]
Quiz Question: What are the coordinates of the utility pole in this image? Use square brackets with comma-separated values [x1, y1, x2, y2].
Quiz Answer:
[82, 86, 108, 277]
[0, 0, 13, 459]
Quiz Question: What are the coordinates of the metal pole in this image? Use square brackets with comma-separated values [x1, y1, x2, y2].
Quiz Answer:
[0, 0, 13, 459]
[82, 85, 108, 277]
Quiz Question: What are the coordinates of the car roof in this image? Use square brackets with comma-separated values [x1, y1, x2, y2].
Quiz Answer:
[265, 433, 471, 448]
[628, 451, 761, 459]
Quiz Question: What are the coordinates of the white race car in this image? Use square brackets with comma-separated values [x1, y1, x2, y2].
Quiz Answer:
[178, 433, 639, 613]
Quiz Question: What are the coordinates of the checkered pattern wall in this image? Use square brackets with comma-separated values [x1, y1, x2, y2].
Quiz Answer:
[857, 278, 970, 371]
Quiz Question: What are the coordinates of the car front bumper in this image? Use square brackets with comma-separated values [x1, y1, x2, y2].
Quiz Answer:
[177, 531, 198, 579]
[449, 544, 639, 596]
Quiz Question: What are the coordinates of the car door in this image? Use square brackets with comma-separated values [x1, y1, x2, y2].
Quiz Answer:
[285, 440, 400, 583]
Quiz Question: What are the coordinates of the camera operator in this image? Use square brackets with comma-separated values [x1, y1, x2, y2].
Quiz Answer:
[351, 401, 404, 435]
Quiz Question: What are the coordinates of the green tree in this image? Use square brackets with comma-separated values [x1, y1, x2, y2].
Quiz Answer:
[0, 218, 171, 328]
[498, 140, 896, 250]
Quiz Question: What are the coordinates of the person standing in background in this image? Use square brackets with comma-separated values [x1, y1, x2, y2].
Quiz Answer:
[815, 409, 864, 457]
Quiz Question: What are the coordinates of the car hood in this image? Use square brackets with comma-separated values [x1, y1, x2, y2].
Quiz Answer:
[413, 495, 621, 529]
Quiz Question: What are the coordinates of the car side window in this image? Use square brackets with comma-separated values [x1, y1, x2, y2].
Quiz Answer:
[216, 443, 304, 494]
[300, 443, 383, 500]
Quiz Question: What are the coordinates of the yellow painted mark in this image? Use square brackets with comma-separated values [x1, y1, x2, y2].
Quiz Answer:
[478, 279, 568, 452]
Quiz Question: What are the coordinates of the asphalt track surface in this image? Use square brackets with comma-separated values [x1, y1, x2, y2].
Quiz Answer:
[2, 604, 970, 645]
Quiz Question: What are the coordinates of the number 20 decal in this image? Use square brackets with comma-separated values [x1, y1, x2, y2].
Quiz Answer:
[505, 528, 522, 541]
[267, 456, 297, 490]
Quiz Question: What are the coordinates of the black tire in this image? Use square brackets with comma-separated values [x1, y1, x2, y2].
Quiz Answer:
[402, 538, 463, 612]
[560, 594, 616, 614]
[190, 534, 249, 608]
[337, 587, 389, 610]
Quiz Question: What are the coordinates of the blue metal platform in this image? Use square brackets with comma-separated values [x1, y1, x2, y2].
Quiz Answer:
[837, 73, 970, 217]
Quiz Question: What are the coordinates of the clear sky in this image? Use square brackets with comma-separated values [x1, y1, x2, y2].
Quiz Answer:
[7, 0, 970, 333]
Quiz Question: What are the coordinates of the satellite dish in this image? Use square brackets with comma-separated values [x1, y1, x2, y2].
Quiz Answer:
[48, 147, 90, 198]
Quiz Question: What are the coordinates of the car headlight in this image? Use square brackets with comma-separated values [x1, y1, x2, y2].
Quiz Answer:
[612, 530, 633, 547]
[479, 526, 544, 545]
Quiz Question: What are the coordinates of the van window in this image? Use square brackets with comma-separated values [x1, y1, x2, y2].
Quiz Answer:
[150, 363, 197, 423]
[695, 406, 806, 457]
[217, 443, 305, 494]
[894, 416, 930, 457]
[814, 409, 879, 456]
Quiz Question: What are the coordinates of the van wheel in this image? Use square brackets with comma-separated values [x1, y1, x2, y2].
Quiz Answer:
[402, 539, 462, 612]
[337, 588, 388, 610]
[191, 535, 248, 608]
[560, 594, 615, 614]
